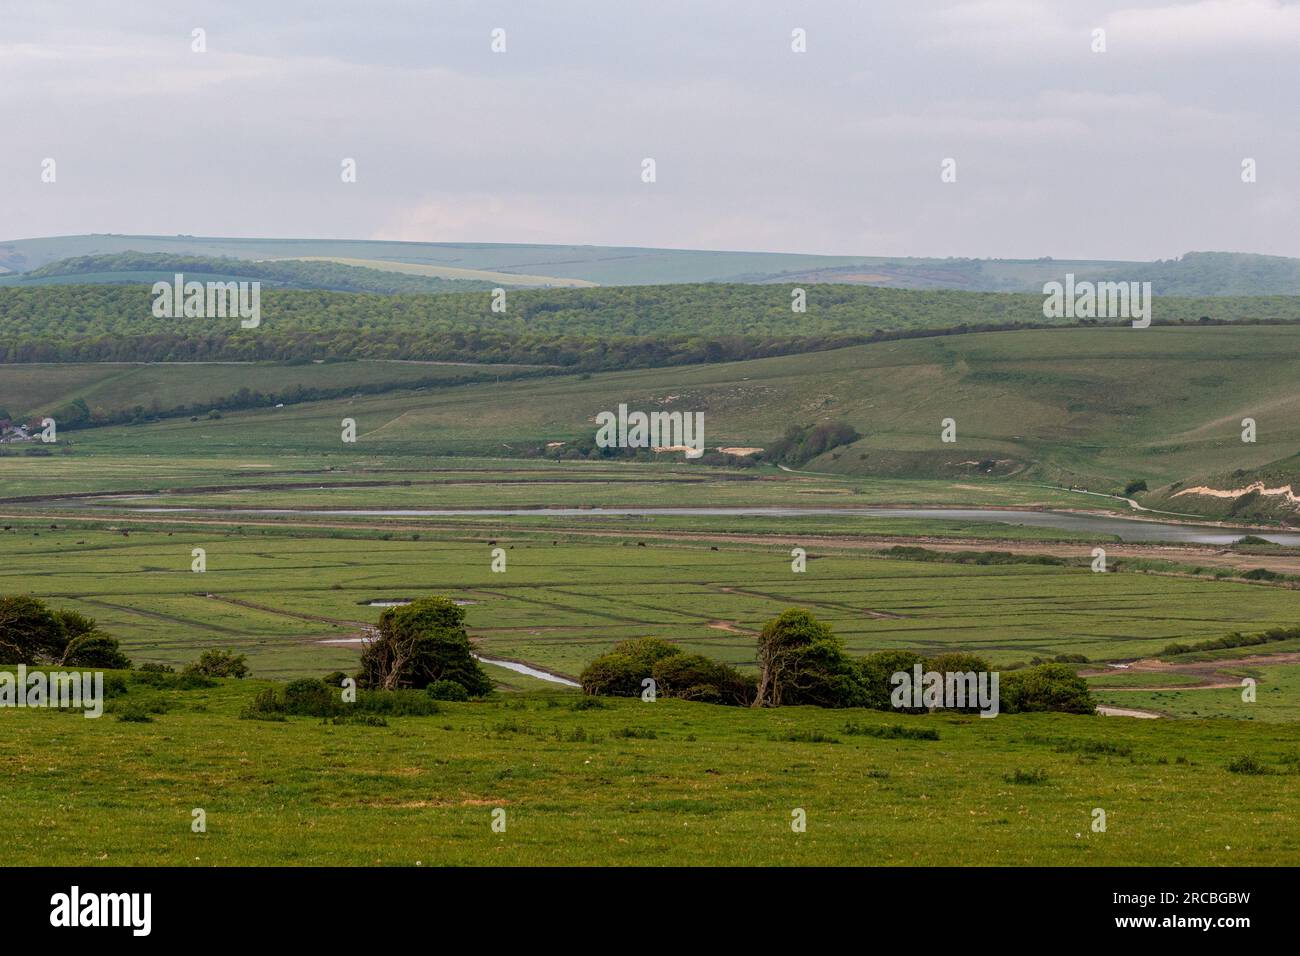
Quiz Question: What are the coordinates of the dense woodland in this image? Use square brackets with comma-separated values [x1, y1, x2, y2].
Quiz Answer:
[4, 281, 1300, 370]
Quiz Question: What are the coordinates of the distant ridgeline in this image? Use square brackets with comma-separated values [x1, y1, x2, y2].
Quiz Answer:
[5, 238, 1300, 294]
[6, 253, 495, 295]
[4, 277, 1300, 368]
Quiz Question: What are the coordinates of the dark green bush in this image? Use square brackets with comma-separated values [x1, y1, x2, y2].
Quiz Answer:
[999, 664, 1095, 715]
[184, 648, 249, 679]
[1227, 755, 1272, 775]
[426, 679, 469, 701]
[358, 598, 492, 694]
[578, 652, 645, 698]
[283, 677, 336, 716]
[651, 652, 754, 705]
[857, 649, 925, 712]
[62, 632, 131, 669]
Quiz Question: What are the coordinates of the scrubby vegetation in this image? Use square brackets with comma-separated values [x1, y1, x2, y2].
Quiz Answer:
[580, 637, 754, 704]
[183, 648, 249, 679]
[241, 675, 442, 720]
[1160, 625, 1300, 658]
[880, 546, 1069, 567]
[758, 422, 861, 467]
[581, 608, 1095, 717]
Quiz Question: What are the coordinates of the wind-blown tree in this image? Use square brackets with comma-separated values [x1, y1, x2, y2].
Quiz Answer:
[358, 597, 492, 695]
[0, 595, 131, 667]
[753, 608, 866, 708]
[0, 595, 66, 664]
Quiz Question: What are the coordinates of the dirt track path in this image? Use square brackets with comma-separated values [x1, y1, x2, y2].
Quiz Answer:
[1096, 705, 1162, 718]
[1082, 652, 1300, 690]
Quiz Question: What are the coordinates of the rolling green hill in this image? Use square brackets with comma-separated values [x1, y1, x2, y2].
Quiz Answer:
[0, 359, 543, 427]
[18, 325, 1300, 499]
[1148, 453, 1300, 523]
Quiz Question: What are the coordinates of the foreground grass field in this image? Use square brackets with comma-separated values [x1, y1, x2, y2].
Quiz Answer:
[1, 677, 1297, 866]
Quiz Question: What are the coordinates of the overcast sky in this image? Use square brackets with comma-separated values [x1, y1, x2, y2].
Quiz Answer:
[3, 0, 1298, 260]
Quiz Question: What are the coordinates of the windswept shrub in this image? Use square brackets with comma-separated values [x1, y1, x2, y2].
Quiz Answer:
[857, 649, 925, 712]
[63, 632, 131, 669]
[358, 597, 491, 694]
[999, 663, 1095, 715]
[580, 638, 755, 705]
[283, 677, 334, 715]
[651, 652, 754, 705]
[0, 595, 132, 668]
[754, 608, 866, 708]
[578, 651, 645, 698]
[184, 648, 249, 679]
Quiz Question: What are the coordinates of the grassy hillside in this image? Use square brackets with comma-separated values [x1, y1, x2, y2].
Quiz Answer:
[28, 325, 1300, 495]
[1147, 453, 1300, 523]
[0, 359, 542, 424]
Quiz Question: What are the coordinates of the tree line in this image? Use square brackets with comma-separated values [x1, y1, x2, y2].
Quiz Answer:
[5, 282, 1300, 370]
[579, 607, 1095, 715]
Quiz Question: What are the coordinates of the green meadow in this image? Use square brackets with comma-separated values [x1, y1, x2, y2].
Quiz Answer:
[1, 677, 1297, 866]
